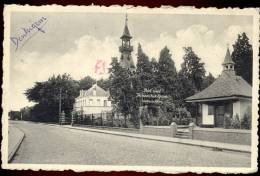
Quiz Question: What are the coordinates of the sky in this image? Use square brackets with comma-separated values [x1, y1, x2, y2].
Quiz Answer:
[9, 11, 253, 110]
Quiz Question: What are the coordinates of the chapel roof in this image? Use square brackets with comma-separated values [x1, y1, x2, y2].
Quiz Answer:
[186, 71, 252, 102]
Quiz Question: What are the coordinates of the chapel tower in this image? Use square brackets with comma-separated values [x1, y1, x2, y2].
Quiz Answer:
[119, 14, 135, 71]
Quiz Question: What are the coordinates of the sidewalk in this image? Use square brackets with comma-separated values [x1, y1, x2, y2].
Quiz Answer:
[60, 124, 251, 154]
[8, 125, 25, 162]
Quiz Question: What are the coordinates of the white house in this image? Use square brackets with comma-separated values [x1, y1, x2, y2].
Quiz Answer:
[74, 84, 112, 116]
[186, 47, 252, 127]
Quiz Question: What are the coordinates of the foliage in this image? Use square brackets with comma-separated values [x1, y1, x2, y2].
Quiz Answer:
[180, 47, 206, 91]
[177, 47, 206, 117]
[202, 72, 215, 90]
[241, 106, 251, 130]
[97, 78, 110, 91]
[157, 46, 178, 101]
[223, 113, 232, 129]
[8, 111, 21, 120]
[78, 76, 96, 90]
[108, 57, 138, 126]
[25, 73, 79, 122]
[231, 114, 241, 129]
[136, 43, 154, 92]
[231, 32, 253, 85]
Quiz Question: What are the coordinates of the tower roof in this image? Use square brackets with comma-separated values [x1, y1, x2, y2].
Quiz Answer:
[222, 46, 234, 65]
[121, 14, 132, 39]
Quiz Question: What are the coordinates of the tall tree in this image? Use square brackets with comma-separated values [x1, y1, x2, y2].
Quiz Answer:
[231, 32, 253, 85]
[202, 72, 215, 90]
[150, 57, 159, 88]
[180, 47, 206, 92]
[108, 57, 138, 127]
[157, 46, 178, 100]
[136, 43, 153, 91]
[25, 73, 79, 122]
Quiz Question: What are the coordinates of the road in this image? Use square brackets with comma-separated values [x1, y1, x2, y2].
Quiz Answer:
[10, 121, 250, 167]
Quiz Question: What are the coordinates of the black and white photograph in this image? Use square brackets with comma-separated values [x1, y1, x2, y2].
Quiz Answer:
[2, 5, 259, 173]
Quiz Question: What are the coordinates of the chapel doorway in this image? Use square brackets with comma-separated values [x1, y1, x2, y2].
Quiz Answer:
[215, 105, 225, 127]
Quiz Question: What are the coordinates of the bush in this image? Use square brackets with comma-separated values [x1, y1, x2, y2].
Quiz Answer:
[241, 107, 251, 130]
[223, 113, 232, 129]
[231, 114, 241, 129]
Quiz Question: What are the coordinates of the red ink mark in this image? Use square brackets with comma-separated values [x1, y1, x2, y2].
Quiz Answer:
[95, 59, 106, 75]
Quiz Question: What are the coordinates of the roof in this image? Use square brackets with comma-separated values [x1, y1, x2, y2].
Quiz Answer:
[121, 25, 132, 39]
[186, 71, 252, 102]
[222, 47, 234, 65]
[78, 84, 110, 98]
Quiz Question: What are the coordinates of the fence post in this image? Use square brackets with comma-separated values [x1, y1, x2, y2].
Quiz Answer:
[189, 122, 195, 139]
[170, 122, 177, 137]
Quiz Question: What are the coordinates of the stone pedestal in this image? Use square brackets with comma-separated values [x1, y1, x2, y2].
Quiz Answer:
[170, 122, 178, 137]
[189, 122, 195, 139]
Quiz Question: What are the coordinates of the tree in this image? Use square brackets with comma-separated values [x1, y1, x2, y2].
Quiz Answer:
[202, 72, 215, 90]
[25, 73, 79, 122]
[157, 46, 178, 100]
[97, 78, 110, 91]
[231, 32, 253, 85]
[150, 57, 159, 88]
[136, 43, 153, 91]
[108, 57, 138, 127]
[78, 76, 96, 90]
[177, 47, 206, 118]
[180, 47, 206, 92]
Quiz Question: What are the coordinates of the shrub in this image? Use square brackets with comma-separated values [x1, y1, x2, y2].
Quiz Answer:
[241, 107, 251, 130]
[223, 113, 232, 129]
[231, 114, 241, 129]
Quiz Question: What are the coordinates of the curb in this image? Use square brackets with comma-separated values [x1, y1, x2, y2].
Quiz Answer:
[61, 125, 251, 154]
[8, 127, 25, 163]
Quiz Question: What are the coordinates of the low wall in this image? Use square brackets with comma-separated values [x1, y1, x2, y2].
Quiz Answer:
[192, 127, 251, 145]
[141, 125, 176, 137]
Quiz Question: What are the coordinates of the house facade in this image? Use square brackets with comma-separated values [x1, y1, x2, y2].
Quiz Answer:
[186, 47, 252, 127]
[74, 84, 112, 116]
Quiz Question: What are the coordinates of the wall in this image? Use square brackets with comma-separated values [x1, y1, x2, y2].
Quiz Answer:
[192, 127, 251, 145]
[202, 104, 214, 125]
[233, 99, 251, 120]
[141, 126, 176, 137]
[233, 100, 240, 118]
[240, 99, 251, 119]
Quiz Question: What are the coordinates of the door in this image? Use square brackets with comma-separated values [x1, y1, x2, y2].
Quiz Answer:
[215, 105, 225, 127]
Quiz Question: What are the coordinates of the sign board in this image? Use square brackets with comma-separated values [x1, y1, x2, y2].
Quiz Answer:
[136, 88, 168, 105]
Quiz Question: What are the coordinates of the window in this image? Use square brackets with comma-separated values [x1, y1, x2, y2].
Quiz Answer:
[104, 100, 107, 107]
[89, 99, 93, 105]
[208, 105, 214, 115]
[97, 99, 101, 106]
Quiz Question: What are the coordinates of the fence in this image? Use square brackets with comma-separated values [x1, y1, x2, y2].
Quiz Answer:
[72, 112, 137, 128]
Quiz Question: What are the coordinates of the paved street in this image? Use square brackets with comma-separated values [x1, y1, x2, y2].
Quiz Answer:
[10, 121, 250, 167]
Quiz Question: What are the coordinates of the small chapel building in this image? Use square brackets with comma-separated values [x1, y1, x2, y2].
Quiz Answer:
[74, 84, 112, 116]
[186, 47, 252, 127]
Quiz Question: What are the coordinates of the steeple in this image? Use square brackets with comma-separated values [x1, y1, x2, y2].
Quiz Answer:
[121, 13, 132, 39]
[222, 45, 235, 73]
[119, 13, 135, 71]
